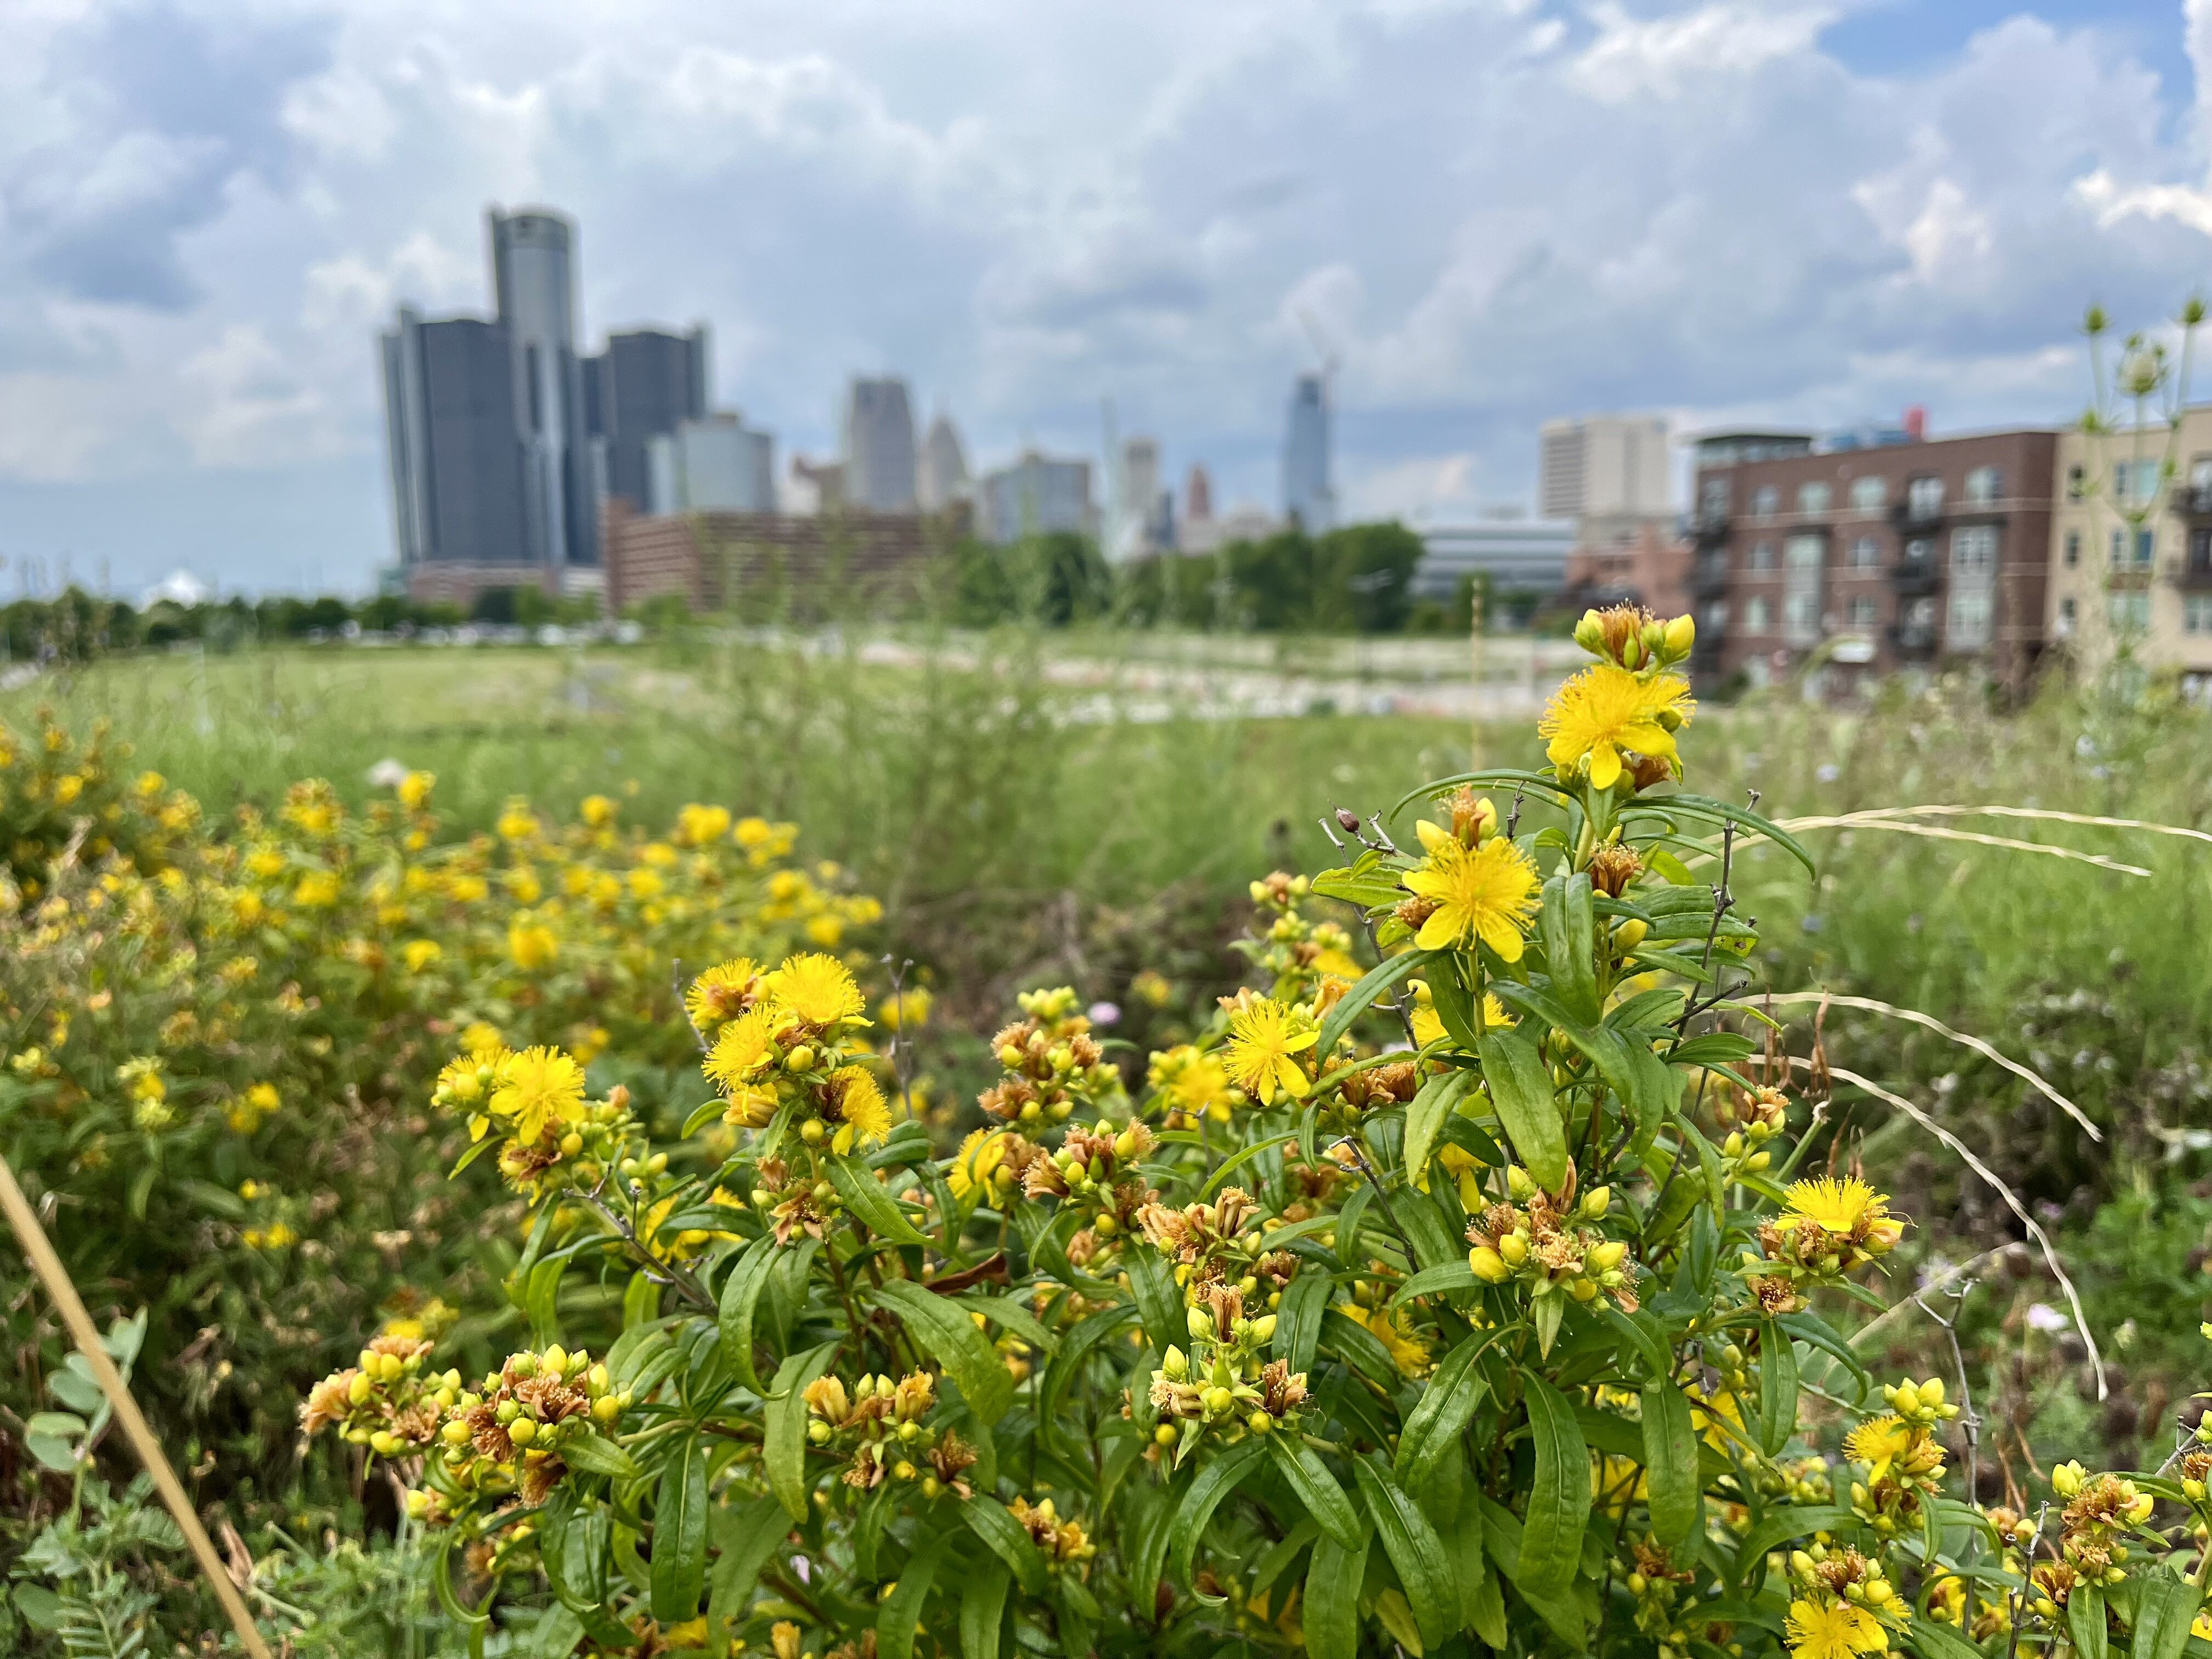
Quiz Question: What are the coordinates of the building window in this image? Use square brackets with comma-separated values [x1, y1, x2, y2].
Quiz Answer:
[1704, 600, 1729, 629]
[1752, 484, 1779, 517]
[2108, 590, 2151, 633]
[1906, 475, 1944, 518]
[1847, 595, 1878, 625]
[1798, 481, 1832, 513]
[2059, 597, 2078, 636]
[1849, 476, 1886, 510]
[2110, 528, 2125, 564]
[1700, 476, 1730, 515]
[1750, 541, 1776, 569]
[1964, 465, 2002, 503]
[1849, 535, 1880, 568]
[2135, 528, 2155, 567]
[1745, 596, 1771, 631]
[2192, 456, 2212, 489]
[2067, 464, 2085, 500]
[2063, 529, 2080, 567]
[2187, 594, 2212, 634]
[1950, 524, 1997, 569]
[1947, 586, 1995, 651]
[2115, 459, 2160, 504]
[2192, 526, 2212, 572]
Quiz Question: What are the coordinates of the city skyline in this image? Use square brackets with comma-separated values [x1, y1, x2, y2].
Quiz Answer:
[3, 0, 2209, 594]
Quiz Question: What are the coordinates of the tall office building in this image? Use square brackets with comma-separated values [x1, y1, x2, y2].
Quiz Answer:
[918, 413, 969, 511]
[977, 451, 1094, 545]
[1112, 436, 1166, 561]
[842, 377, 918, 510]
[589, 326, 710, 510]
[487, 206, 596, 569]
[1185, 465, 1214, 526]
[381, 307, 534, 567]
[1538, 414, 1672, 521]
[647, 414, 776, 514]
[1283, 374, 1334, 532]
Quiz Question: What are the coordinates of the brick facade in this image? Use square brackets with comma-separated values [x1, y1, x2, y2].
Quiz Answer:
[403, 562, 559, 610]
[601, 497, 949, 618]
[1689, 428, 2057, 698]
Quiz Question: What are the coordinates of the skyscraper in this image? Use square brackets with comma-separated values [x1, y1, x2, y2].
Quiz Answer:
[589, 326, 710, 510]
[1112, 436, 1165, 561]
[1537, 415, 1672, 520]
[918, 413, 969, 511]
[381, 307, 534, 567]
[977, 452, 1094, 545]
[1283, 374, 1334, 532]
[1184, 464, 1214, 526]
[487, 206, 596, 569]
[842, 377, 918, 511]
[647, 413, 775, 514]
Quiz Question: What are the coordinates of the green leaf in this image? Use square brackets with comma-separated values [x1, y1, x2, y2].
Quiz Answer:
[1395, 1331, 1494, 1489]
[1517, 1373, 1592, 1597]
[1126, 1247, 1183, 1357]
[1387, 1261, 1480, 1310]
[1268, 1432, 1365, 1549]
[46, 1365, 103, 1417]
[26, 1434, 77, 1471]
[1757, 1319, 1799, 1457]
[1354, 1458, 1459, 1650]
[960, 1558, 1011, 1659]
[1402, 1069, 1477, 1189]
[1302, 1527, 1372, 1659]
[561, 1432, 642, 1483]
[1172, 1437, 1267, 1585]
[1039, 1304, 1136, 1457]
[1316, 948, 1432, 1060]
[715, 1234, 779, 1393]
[1641, 1382, 1701, 1549]
[765, 1341, 841, 1521]
[526, 1256, 567, 1347]
[962, 1293, 1060, 1357]
[1428, 954, 1487, 1050]
[1480, 1027, 1570, 1191]
[874, 1279, 1014, 1425]
[2132, 1574, 2204, 1659]
[825, 1153, 929, 1247]
[1910, 1620, 1993, 1659]
[2069, 1581, 2109, 1659]
[1649, 791, 1818, 876]
[877, 1532, 951, 1659]
[650, 1431, 708, 1621]
[1449, 1500, 1498, 1640]
[963, 1496, 1048, 1596]
[1201, 1131, 1299, 1199]
[1599, 1305, 1674, 1381]
[1323, 1306, 1402, 1391]
[1729, 1504, 1850, 1589]
[1668, 1032, 1758, 1068]
[1274, 1269, 1331, 1376]
[1539, 872, 1601, 1025]
[706, 1494, 788, 1637]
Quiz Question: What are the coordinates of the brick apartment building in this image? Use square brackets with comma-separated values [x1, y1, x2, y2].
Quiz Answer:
[1688, 426, 2059, 698]
[600, 496, 948, 618]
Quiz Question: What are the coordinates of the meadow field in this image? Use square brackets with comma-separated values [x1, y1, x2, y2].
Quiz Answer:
[10, 627, 2212, 1654]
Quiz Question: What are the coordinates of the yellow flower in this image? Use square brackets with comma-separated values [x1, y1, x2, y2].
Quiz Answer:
[1222, 998, 1316, 1106]
[1785, 1599, 1887, 1659]
[580, 793, 617, 827]
[402, 939, 443, 973]
[461, 1022, 506, 1056]
[1782, 1176, 1887, 1234]
[626, 867, 665, 900]
[490, 1047, 588, 1143]
[1401, 827, 1540, 958]
[1151, 1045, 1234, 1122]
[705, 1007, 781, 1094]
[949, 1129, 1010, 1201]
[806, 913, 845, 946]
[825, 1065, 892, 1154]
[1540, 663, 1694, 791]
[765, 953, 868, 1028]
[397, 770, 435, 809]
[1409, 992, 1511, 1048]
[1336, 1302, 1432, 1376]
[687, 959, 763, 1029]
[294, 870, 341, 908]
[877, 986, 933, 1031]
[508, 921, 558, 972]
[496, 803, 539, 841]
[675, 803, 732, 845]
[1844, 1415, 1915, 1483]
[734, 815, 775, 849]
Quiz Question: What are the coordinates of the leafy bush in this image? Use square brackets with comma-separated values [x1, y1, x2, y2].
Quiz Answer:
[281, 606, 2209, 1659]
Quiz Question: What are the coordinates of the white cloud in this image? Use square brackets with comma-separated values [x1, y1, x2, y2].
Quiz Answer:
[1568, 1, 1835, 104]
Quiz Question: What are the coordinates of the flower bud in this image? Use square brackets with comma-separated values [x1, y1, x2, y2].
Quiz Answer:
[1498, 1233, 1528, 1266]
[1505, 1166, 1536, 1200]
[1249, 1411, 1274, 1435]
[543, 1345, 569, 1379]
[1573, 610, 1607, 656]
[1251, 1315, 1278, 1344]
[785, 1046, 815, 1073]
[1662, 615, 1695, 660]
[1468, 1245, 1510, 1283]
[1187, 1307, 1214, 1340]
[1581, 1187, 1611, 1218]
[1613, 918, 1648, 953]
[349, 1372, 374, 1405]
[1588, 1240, 1628, 1272]
[507, 1418, 537, 1446]
[1155, 1423, 1178, 1446]
[1163, 1346, 1189, 1381]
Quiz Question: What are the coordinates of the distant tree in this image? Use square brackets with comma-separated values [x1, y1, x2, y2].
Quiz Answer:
[1315, 521, 1423, 633]
[470, 588, 519, 625]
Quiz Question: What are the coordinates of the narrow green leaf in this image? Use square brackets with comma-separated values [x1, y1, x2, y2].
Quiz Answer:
[1040, 1305, 1137, 1457]
[1517, 1373, 1592, 1597]
[1323, 1306, 1402, 1391]
[874, 1279, 1015, 1425]
[1910, 1620, 1993, 1659]
[525, 1256, 566, 1347]
[1302, 1528, 1372, 1659]
[962, 1293, 1059, 1357]
[1274, 1269, 1330, 1376]
[1599, 1305, 1674, 1381]
[1126, 1247, 1183, 1357]
[960, 1559, 1011, 1659]
[1449, 1499, 1496, 1638]
[1201, 1131, 1299, 1199]
[825, 1153, 929, 1246]
[2069, 1581, 2109, 1659]
[715, 1234, 779, 1393]
[1387, 1260, 1480, 1310]
[1539, 872, 1601, 1024]
[560, 1432, 642, 1483]
[1657, 791, 1819, 877]
[1402, 1069, 1477, 1189]
[706, 1494, 788, 1637]
[1172, 1437, 1267, 1585]
[1353, 1458, 1458, 1650]
[1480, 1028, 1569, 1191]
[1640, 1381, 1701, 1549]
[2131, 1575, 2203, 1659]
[1394, 1331, 1494, 1488]
[1729, 1504, 1850, 1590]
[1267, 1432, 1364, 1550]
[1316, 947, 1433, 1060]
[877, 1533, 951, 1659]
[1758, 1319, 1799, 1457]
[963, 1496, 1048, 1596]
[649, 1431, 707, 1621]
[765, 1341, 841, 1521]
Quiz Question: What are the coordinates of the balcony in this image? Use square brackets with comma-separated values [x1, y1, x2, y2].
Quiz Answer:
[2174, 557, 2212, 590]
[1888, 556, 1942, 596]
[1691, 556, 1731, 597]
[2169, 486, 2212, 519]
[1686, 509, 1730, 546]
[1888, 620, 1939, 655]
[1890, 494, 1945, 533]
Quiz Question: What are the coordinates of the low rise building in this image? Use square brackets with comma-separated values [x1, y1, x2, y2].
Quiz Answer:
[2047, 418, 2212, 691]
[1688, 425, 2058, 697]
[602, 497, 940, 618]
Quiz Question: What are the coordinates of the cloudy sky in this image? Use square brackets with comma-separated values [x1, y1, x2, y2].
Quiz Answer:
[7, 0, 2212, 596]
